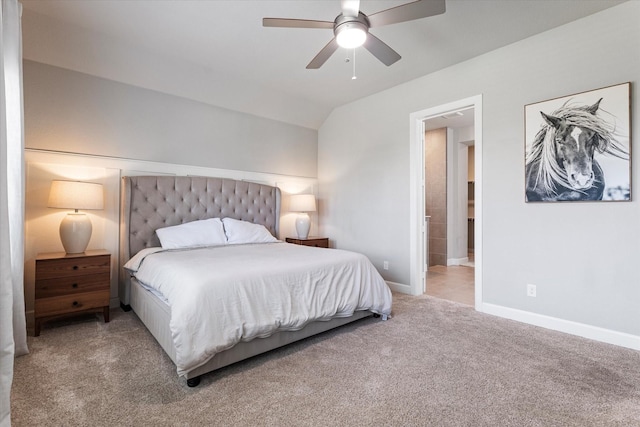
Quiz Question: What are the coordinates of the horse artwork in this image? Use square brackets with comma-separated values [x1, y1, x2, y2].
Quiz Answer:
[525, 84, 631, 202]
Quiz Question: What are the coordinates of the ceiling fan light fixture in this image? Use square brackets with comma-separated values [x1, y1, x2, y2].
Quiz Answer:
[335, 22, 367, 49]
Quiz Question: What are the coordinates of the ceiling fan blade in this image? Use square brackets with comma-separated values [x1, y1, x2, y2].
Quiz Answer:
[263, 18, 334, 29]
[306, 38, 340, 69]
[341, 0, 360, 17]
[367, 0, 445, 28]
[363, 33, 401, 66]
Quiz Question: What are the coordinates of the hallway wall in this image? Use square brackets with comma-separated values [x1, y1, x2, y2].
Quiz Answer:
[425, 128, 447, 266]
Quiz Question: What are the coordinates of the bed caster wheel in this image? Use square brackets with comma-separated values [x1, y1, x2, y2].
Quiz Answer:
[186, 376, 201, 387]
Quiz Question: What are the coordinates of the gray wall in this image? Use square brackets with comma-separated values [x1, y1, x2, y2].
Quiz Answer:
[318, 2, 640, 336]
[24, 61, 318, 178]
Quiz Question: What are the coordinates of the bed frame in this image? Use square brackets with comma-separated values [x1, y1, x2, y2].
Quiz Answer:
[119, 176, 372, 386]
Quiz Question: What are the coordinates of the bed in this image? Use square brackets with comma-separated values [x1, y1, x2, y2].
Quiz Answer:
[119, 176, 392, 386]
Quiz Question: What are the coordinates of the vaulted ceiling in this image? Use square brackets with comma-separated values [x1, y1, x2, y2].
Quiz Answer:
[21, 0, 626, 130]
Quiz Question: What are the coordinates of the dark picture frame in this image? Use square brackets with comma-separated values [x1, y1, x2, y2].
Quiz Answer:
[525, 82, 631, 202]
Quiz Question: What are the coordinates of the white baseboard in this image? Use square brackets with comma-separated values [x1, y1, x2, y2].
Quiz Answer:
[447, 257, 469, 266]
[482, 303, 640, 351]
[386, 280, 418, 295]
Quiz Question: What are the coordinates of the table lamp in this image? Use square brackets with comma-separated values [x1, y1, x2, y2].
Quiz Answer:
[289, 194, 316, 239]
[48, 180, 104, 254]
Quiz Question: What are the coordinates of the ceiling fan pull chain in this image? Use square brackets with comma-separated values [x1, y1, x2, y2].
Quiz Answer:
[352, 48, 357, 80]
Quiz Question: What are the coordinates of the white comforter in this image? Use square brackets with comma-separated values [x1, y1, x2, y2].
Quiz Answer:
[125, 242, 392, 376]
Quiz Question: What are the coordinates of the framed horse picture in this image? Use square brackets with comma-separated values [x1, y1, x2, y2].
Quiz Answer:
[525, 82, 631, 202]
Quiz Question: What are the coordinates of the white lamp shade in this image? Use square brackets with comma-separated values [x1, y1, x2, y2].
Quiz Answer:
[48, 180, 104, 253]
[48, 180, 104, 210]
[289, 194, 316, 213]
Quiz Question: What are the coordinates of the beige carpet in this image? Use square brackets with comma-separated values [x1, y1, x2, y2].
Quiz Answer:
[11, 294, 640, 426]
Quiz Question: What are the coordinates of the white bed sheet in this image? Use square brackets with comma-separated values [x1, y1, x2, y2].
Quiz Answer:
[125, 242, 392, 376]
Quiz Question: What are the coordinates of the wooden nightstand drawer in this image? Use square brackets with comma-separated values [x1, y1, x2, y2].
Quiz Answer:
[35, 254, 110, 280]
[34, 250, 111, 336]
[35, 272, 110, 299]
[35, 290, 111, 317]
[285, 237, 329, 248]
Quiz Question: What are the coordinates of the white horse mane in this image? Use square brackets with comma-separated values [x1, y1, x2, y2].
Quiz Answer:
[526, 102, 627, 196]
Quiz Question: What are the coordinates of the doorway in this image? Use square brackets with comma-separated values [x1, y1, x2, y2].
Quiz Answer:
[409, 95, 482, 309]
[424, 113, 475, 305]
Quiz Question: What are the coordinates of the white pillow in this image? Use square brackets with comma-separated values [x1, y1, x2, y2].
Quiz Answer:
[156, 218, 227, 249]
[222, 218, 279, 244]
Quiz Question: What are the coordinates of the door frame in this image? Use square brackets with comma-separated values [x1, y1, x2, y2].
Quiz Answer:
[409, 95, 483, 309]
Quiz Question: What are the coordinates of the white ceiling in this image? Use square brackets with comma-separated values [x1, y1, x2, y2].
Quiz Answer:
[20, 0, 626, 130]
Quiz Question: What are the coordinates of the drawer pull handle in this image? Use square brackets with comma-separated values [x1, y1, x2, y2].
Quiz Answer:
[72, 266, 79, 270]
[72, 301, 79, 307]
[72, 283, 78, 288]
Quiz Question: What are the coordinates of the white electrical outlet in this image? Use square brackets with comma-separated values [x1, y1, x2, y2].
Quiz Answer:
[383, 261, 389, 270]
[527, 284, 537, 297]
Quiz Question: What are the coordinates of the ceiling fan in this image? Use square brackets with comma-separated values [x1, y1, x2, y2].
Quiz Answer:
[263, 0, 445, 69]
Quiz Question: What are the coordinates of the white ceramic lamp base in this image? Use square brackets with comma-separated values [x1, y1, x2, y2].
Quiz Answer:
[295, 213, 311, 239]
[59, 213, 92, 254]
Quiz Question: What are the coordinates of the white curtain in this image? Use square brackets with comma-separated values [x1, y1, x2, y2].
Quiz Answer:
[1, 0, 27, 425]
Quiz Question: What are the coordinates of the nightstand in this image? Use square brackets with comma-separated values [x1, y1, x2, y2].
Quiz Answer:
[34, 249, 111, 336]
[285, 237, 329, 248]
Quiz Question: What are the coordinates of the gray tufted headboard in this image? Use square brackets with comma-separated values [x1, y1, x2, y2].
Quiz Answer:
[119, 175, 281, 304]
